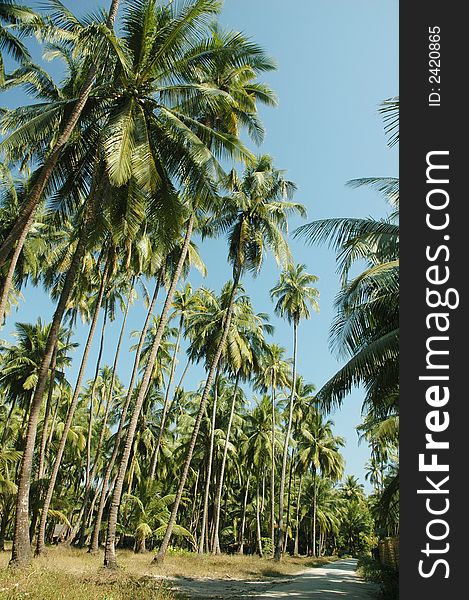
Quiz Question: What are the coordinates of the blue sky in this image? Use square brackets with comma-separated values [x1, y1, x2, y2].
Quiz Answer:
[2, 0, 398, 491]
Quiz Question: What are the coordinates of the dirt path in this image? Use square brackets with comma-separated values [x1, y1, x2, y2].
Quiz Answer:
[166, 558, 378, 599]
[255, 558, 378, 599]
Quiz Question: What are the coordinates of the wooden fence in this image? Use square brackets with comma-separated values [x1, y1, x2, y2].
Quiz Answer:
[378, 537, 399, 570]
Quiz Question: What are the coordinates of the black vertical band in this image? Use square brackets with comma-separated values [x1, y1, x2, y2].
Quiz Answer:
[400, 4, 466, 597]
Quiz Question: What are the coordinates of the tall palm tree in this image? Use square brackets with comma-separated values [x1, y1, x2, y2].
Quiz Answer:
[297, 412, 344, 557]
[254, 343, 291, 553]
[102, 0, 278, 566]
[242, 395, 280, 557]
[34, 260, 110, 555]
[284, 375, 316, 552]
[154, 156, 303, 563]
[210, 297, 270, 554]
[270, 262, 319, 560]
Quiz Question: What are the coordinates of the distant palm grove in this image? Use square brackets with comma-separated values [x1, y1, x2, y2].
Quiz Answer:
[0, 0, 399, 572]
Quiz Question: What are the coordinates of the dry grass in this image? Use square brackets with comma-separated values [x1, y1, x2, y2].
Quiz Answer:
[0, 545, 337, 599]
[0, 546, 175, 600]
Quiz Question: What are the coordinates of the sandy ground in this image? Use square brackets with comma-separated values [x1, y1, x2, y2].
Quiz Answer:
[163, 558, 379, 599]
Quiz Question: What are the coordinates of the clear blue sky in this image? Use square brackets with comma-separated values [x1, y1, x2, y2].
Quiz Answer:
[2, 0, 398, 491]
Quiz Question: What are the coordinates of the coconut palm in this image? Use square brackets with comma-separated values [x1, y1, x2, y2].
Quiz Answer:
[154, 156, 303, 563]
[270, 262, 319, 560]
[242, 395, 281, 557]
[254, 343, 291, 552]
[103, 0, 279, 566]
[297, 412, 344, 557]
[210, 297, 270, 554]
[0, 0, 122, 329]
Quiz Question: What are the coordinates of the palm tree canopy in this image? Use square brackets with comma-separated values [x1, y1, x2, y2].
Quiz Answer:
[270, 262, 319, 325]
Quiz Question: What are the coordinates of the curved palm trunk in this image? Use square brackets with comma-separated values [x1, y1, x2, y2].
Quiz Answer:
[89, 279, 160, 553]
[10, 204, 95, 567]
[77, 280, 133, 547]
[211, 371, 240, 554]
[35, 263, 109, 556]
[198, 371, 219, 554]
[238, 470, 251, 555]
[153, 271, 241, 564]
[0, 0, 121, 325]
[149, 314, 184, 479]
[104, 215, 195, 569]
[274, 320, 298, 562]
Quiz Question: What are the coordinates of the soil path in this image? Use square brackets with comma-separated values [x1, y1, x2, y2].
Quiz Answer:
[167, 558, 378, 599]
[255, 558, 378, 599]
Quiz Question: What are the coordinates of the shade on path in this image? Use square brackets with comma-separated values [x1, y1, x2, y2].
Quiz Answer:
[255, 558, 378, 599]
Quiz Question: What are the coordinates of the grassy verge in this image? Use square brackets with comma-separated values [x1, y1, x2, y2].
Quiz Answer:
[357, 555, 399, 600]
[0, 546, 337, 599]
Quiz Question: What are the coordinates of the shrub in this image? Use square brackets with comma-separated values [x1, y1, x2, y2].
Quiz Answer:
[357, 555, 399, 600]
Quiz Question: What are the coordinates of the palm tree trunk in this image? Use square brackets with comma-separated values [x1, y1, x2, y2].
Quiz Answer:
[174, 357, 190, 393]
[153, 271, 241, 564]
[312, 468, 317, 558]
[283, 452, 295, 553]
[77, 278, 133, 547]
[84, 302, 108, 495]
[256, 477, 263, 557]
[104, 215, 195, 569]
[35, 262, 109, 557]
[198, 370, 219, 554]
[270, 383, 276, 554]
[238, 471, 251, 555]
[274, 320, 298, 562]
[190, 468, 200, 539]
[293, 473, 302, 556]
[37, 343, 58, 482]
[0, 0, 121, 324]
[10, 200, 96, 567]
[211, 371, 240, 554]
[149, 314, 184, 479]
[89, 279, 160, 553]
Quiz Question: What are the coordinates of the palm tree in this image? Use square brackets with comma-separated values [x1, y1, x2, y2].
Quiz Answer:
[270, 263, 319, 560]
[102, 0, 278, 566]
[34, 260, 110, 555]
[154, 156, 303, 563]
[88, 277, 163, 553]
[211, 297, 270, 554]
[254, 343, 291, 553]
[297, 412, 344, 557]
[0, 0, 122, 326]
[294, 100, 399, 540]
[242, 395, 279, 557]
[284, 375, 316, 552]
